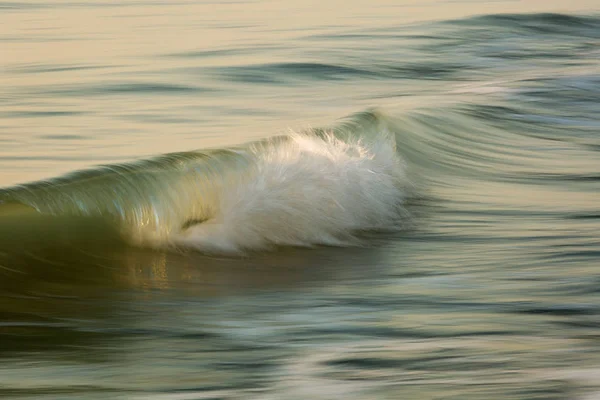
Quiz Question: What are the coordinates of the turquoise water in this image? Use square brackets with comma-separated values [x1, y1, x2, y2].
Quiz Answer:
[1, 1, 600, 399]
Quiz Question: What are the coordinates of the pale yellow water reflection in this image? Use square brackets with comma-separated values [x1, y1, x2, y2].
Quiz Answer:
[1, 0, 598, 184]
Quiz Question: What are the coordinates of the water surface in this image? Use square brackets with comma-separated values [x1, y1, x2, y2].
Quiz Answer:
[1, 1, 600, 399]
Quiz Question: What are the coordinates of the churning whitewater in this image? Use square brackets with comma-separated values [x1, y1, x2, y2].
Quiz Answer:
[0, 112, 411, 253]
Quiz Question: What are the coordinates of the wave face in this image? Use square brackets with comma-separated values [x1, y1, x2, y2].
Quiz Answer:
[0, 111, 410, 253]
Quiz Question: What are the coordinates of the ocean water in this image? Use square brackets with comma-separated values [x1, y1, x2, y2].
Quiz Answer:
[1, 0, 600, 399]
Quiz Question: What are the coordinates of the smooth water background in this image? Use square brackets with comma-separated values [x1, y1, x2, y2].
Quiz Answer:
[2, 1, 600, 399]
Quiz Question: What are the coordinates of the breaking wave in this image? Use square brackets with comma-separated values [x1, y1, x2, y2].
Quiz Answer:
[0, 110, 411, 253]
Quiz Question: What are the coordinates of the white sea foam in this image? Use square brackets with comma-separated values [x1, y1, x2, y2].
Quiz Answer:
[174, 129, 409, 253]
